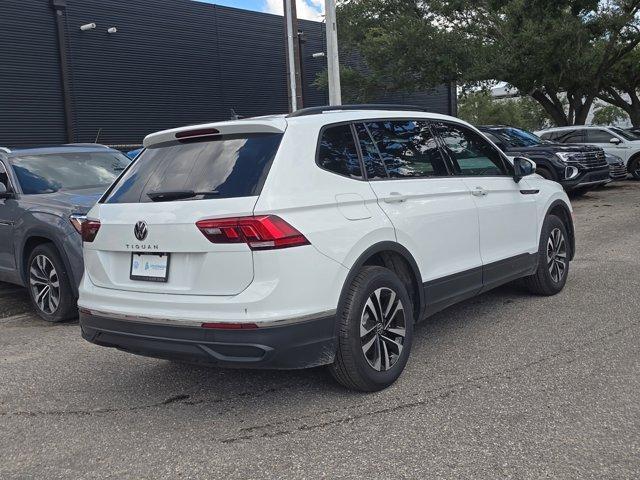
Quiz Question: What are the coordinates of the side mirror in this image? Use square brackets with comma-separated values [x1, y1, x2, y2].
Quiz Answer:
[513, 157, 536, 183]
[610, 137, 622, 145]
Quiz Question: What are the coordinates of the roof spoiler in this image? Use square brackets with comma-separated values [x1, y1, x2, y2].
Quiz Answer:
[143, 119, 287, 148]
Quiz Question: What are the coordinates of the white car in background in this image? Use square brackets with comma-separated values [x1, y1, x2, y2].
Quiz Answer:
[78, 106, 575, 391]
[536, 125, 640, 179]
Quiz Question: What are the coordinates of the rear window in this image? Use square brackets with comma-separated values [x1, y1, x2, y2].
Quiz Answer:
[102, 133, 282, 203]
[10, 151, 130, 194]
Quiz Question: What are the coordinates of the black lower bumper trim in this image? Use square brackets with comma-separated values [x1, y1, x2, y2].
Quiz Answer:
[80, 313, 337, 370]
[562, 167, 611, 190]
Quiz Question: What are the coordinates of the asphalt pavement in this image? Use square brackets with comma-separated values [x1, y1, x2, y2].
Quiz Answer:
[1, 182, 639, 479]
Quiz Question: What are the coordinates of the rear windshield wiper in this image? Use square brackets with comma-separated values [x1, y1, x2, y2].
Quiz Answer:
[146, 190, 219, 202]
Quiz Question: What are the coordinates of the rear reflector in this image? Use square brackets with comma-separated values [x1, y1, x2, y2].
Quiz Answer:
[196, 215, 310, 250]
[201, 322, 259, 330]
[81, 219, 101, 242]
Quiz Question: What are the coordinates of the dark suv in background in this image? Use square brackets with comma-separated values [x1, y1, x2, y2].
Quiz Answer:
[478, 126, 610, 193]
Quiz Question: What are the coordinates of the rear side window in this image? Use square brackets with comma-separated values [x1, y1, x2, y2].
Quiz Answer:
[317, 124, 363, 179]
[0, 162, 9, 188]
[556, 130, 584, 143]
[102, 133, 282, 203]
[364, 120, 450, 178]
[433, 122, 512, 176]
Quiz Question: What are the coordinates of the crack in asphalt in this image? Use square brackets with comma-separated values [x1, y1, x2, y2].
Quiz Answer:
[0, 393, 192, 417]
[0, 382, 304, 418]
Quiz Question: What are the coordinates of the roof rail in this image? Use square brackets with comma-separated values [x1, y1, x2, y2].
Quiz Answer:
[0, 147, 10, 154]
[287, 104, 432, 118]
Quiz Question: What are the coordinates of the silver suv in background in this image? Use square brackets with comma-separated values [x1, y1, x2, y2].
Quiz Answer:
[536, 126, 640, 179]
[0, 145, 131, 322]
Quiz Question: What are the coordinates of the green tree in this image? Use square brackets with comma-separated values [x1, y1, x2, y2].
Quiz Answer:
[597, 48, 640, 126]
[458, 90, 551, 131]
[591, 104, 630, 125]
[336, 0, 640, 126]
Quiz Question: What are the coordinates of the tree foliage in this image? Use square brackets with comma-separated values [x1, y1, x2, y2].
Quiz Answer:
[597, 47, 640, 126]
[592, 104, 630, 125]
[336, 0, 640, 126]
[458, 90, 552, 131]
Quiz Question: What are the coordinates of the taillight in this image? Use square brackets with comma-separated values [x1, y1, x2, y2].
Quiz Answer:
[81, 219, 101, 242]
[196, 215, 310, 250]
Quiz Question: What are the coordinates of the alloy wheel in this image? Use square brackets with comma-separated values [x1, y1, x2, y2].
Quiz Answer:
[29, 254, 60, 314]
[360, 287, 406, 372]
[547, 228, 567, 283]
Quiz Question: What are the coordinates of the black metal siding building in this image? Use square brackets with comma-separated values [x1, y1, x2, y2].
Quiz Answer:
[1, 0, 457, 148]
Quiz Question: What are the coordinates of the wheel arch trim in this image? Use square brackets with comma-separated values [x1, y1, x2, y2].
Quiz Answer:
[18, 229, 77, 293]
[545, 199, 575, 260]
[337, 241, 425, 323]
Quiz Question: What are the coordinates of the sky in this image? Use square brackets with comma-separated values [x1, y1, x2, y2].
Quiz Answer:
[195, 0, 325, 21]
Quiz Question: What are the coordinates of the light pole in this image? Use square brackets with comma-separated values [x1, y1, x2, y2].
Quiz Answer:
[324, 0, 342, 105]
[283, 0, 303, 112]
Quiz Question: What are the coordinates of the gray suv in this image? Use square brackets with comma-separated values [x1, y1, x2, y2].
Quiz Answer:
[0, 145, 130, 322]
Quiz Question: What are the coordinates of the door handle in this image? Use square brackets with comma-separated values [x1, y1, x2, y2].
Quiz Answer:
[471, 187, 488, 197]
[383, 192, 408, 203]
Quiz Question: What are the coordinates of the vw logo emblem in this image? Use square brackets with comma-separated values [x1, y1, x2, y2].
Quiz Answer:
[134, 221, 148, 241]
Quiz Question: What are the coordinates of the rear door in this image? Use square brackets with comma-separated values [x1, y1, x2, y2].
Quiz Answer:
[432, 121, 538, 287]
[358, 120, 483, 309]
[85, 129, 283, 296]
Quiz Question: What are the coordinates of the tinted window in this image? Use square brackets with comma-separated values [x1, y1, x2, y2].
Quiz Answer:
[317, 125, 362, 179]
[10, 152, 130, 194]
[103, 133, 282, 204]
[364, 120, 449, 178]
[482, 132, 506, 149]
[585, 129, 616, 143]
[355, 124, 387, 179]
[0, 162, 8, 188]
[539, 131, 560, 141]
[490, 127, 543, 148]
[434, 123, 511, 176]
[555, 130, 584, 143]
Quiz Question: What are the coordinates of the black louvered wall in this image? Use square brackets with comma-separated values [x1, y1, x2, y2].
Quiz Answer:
[0, 0, 456, 148]
[0, 0, 67, 147]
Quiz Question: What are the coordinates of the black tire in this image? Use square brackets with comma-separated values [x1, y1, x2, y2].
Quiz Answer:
[536, 166, 555, 181]
[629, 156, 640, 180]
[26, 243, 77, 322]
[523, 215, 570, 296]
[330, 266, 414, 392]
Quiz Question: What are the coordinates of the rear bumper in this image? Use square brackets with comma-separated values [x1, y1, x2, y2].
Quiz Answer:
[80, 311, 337, 370]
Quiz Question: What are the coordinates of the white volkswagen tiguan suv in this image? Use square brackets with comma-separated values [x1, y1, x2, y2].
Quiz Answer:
[79, 106, 574, 391]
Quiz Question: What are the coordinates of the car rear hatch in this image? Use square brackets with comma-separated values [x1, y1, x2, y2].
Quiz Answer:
[83, 118, 286, 296]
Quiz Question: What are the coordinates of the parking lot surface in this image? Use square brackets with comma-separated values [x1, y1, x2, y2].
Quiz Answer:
[1, 183, 639, 479]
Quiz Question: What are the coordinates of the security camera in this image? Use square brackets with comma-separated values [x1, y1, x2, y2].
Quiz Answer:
[107, 27, 117, 34]
[80, 23, 96, 31]
[312, 52, 326, 58]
